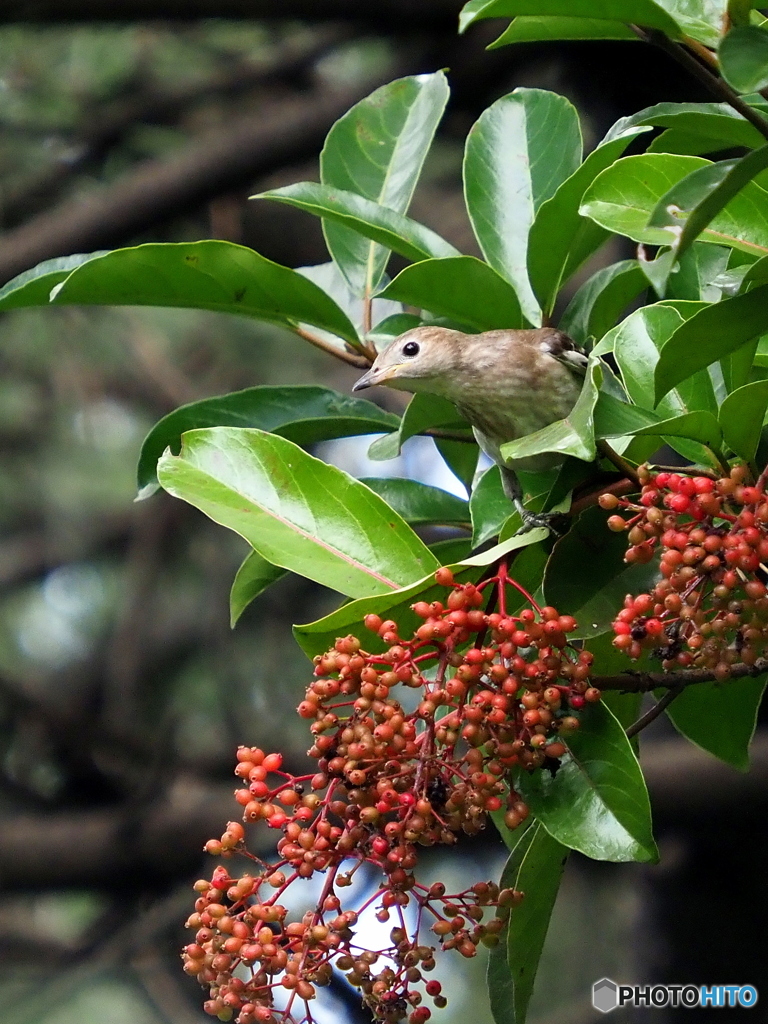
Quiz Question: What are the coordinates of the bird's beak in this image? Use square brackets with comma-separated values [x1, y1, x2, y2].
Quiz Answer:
[352, 363, 404, 391]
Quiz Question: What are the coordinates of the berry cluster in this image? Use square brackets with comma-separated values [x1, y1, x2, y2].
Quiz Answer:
[600, 465, 768, 675]
[183, 565, 598, 1024]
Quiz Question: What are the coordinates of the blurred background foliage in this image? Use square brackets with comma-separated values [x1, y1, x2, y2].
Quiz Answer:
[0, 8, 766, 1024]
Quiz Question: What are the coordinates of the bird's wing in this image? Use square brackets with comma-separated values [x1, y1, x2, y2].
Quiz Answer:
[539, 329, 588, 378]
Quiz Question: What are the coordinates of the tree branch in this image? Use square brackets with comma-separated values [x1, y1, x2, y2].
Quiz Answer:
[1, 1, 464, 28]
[594, 657, 768, 692]
[0, 70, 399, 285]
[625, 684, 684, 738]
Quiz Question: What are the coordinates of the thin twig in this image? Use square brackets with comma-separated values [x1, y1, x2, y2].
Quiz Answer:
[632, 26, 768, 143]
[594, 656, 768, 692]
[626, 684, 684, 738]
[596, 440, 641, 485]
[294, 327, 371, 368]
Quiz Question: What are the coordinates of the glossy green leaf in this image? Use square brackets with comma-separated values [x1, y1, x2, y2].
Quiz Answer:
[500, 361, 600, 464]
[544, 506, 662, 639]
[435, 437, 479, 493]
[661, 0, 730, 46]
[293, 533, 548, 660]
[581, 153, 768, 259]
[559, 260, 648, 346]
[720, 24, 768, 93]
[458, 0, 681, 37]
[727, 0, 756, 29]
[470, 465, 512, 548]
[610, 101, 768, 151]
[0, 251, 108, 310]
[320, 72, 450, 296]
[665, 675, 768, 770]
[487, 823, 568, 1024]
[528, 128, 650, 313]
[719, 380, 768, 460]
[592, 390, 661, 438]
[41, 241, 360, 344]
[648, 147, 768, 265]
[378, 256, 526, 330]
[254, 183, 460, 265]
[358, 478, 470, 527]
[612, 302, 714, 416]
[368, 393, 472, 462]
[464, 89, 582, 325]
[630, 410, 724, 449]
[648, 127, 739, 155]
[157, 427, 438, 599]
[654, 284, 768, 402]
[429, 536, 473, 563]
[666, 243, 731, 301]
[489, 16, 635, 46]
[138, 385, 401, 497]
[230, 551, 287, 627]
[516, 701, 658, 862]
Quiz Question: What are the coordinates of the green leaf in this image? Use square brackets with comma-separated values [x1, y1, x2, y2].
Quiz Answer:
[727, 0, 756, 29]
[489, 16, 636, 46]
[500, 361, 600, 464]
[648, 127, 740, 156]
[0, 251, 109, 310]
[654, 284, 768, 402]
[647, 147, 768, 266]
[368, 393, 471, 462]
[157, 427, 438, 599]
[611, 302, 715, 421]
[516, 701, 658, 863]
[666, 242, 731, 302]
[559, 260, 648, 346]
[470, 465, 512, 548]
[378, 256, 526, 331]
[358, 478, 470, 527]
[660, 0, 730, 46]
[293, 533, 548, 659]
[544, 505, 662, 639]
[610, 101, 768, 151]
[629, 410, 724, 449]
[137, 385, 401, 497]
[665, 675, 768, 770]
[719, 379, 768, 460]
[254, 183, 460, 265]
[230, 551, 287, 627]
[593, 390, 661, 438]
[720, 24, 768, 93]
[487, 823, 568, 1024]
[435, 437, 479, 493]
[429, 536, 473, 563]
[321, 71, 450, 296]
[528, 127, 650, 314]
[44, 241, 360, 344]
[464, 88, 583, 325]
[458, 0, 681, 37]
[581, 153, 768, 259]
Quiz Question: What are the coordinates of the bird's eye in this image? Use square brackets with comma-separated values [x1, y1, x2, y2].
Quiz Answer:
[402, 341, 420, 357]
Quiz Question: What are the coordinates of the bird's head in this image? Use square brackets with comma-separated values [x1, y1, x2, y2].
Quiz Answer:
[353, 327, 464, 396]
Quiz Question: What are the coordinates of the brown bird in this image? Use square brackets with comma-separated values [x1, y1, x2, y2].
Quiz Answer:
[352, 326, 587, 530]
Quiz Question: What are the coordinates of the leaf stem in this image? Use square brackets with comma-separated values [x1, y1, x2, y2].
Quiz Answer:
[596, 439, 641, 485]
[625, 684, 684, 738]
[294, 326, 371, 368]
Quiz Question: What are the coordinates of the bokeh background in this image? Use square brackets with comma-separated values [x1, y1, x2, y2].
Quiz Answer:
[0, 5, 766, 1024]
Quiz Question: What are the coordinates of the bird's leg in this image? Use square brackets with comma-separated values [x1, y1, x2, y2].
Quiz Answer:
[500, 466, 569, 536]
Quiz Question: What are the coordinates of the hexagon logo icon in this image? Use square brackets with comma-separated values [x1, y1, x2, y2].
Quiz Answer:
[593, 978, 619, 1013]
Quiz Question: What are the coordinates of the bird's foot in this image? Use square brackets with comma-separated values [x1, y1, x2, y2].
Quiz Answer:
[514, 508, 570, 537]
